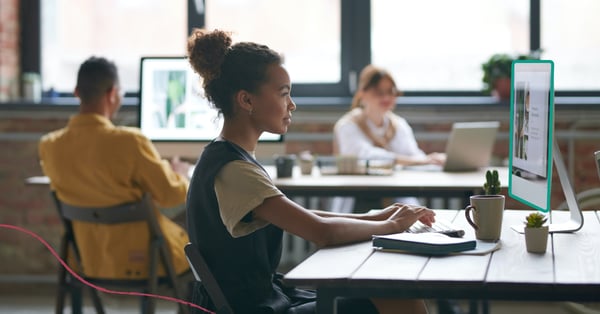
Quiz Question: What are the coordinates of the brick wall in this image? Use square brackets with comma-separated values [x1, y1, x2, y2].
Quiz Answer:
[0, 116, 66, 275]
[0, 0, 20, 101]
[1, 106, 599, 277]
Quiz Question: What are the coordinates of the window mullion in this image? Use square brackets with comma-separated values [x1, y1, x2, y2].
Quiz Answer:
[187, 0, 205, 34]
[343, 0, 371, 95]
[530, 0, 540, 52]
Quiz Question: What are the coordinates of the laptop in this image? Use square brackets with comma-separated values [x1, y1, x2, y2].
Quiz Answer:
[405, 121, 500, 172]
[443, 121, 500, 171]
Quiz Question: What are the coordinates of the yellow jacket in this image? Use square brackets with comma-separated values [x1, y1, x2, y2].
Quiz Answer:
[39, 113, 189, 279]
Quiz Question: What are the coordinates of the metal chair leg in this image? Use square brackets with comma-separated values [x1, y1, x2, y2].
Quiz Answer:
[88, 286, 105, 314]
[69, 281, 83, 314]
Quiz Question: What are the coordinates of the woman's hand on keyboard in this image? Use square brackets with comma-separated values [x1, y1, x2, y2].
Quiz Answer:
[386, 204, 436, 232]
[394, 203, 436, 227]
[415, 206, 436, 227]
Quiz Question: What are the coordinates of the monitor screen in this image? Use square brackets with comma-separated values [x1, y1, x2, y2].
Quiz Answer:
[508, 60, 554, 212]
[138, 56, 283, 143]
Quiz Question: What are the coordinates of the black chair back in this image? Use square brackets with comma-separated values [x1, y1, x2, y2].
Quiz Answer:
[184, 242, 233, 314]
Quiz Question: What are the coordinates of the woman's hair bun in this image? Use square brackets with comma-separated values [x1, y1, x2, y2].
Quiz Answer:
[187, 29, 232, 82]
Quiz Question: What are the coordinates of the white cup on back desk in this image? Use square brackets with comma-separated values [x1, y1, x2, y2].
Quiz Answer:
[299, 158, 314, 175]
[336, 155, 359, 174]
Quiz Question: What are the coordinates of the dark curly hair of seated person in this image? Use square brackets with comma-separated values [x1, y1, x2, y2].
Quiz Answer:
[187, 28, 283, 118]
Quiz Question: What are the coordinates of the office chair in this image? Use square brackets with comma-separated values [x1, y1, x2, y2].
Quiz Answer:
[52, 192, 187, 314]
[184, 242, 233, 314]
[556, 188, 600, 210]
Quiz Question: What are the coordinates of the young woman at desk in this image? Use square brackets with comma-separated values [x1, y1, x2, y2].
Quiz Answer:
[332, 65, 446, 212]
[185, 29, 434, 314]
[334, 64, 446, 167]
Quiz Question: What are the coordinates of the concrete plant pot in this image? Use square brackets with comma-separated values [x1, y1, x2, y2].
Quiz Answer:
[525, 225, 549, 253]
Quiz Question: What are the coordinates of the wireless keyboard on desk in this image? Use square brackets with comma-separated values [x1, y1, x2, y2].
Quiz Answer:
[408, 219, 465, 238]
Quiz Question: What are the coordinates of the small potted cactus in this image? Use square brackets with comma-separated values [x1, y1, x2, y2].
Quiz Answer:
[524, 212, 549, 253]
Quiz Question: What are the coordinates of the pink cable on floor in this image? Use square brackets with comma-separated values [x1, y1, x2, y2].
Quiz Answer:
[0, 223, 214, 314]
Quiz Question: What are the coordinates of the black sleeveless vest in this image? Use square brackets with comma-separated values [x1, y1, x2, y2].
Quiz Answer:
[186, 140, 285, 313]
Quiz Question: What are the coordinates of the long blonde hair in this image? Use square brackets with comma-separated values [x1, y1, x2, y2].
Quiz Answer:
[351, 64, 402, 109]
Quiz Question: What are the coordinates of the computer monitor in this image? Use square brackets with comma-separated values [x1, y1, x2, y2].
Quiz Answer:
[508, 60, 583, 233]
[138, 56, 284, 159]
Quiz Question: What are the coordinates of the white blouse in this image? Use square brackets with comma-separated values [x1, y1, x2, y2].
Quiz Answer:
[334, 108, 425, 160]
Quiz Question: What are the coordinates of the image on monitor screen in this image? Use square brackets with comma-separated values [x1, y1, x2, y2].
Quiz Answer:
[509, 60, 583, 233]
[138, 56, 283, 143]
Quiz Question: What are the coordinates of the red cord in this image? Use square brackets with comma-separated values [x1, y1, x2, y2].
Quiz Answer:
[0, 223, 214, 314]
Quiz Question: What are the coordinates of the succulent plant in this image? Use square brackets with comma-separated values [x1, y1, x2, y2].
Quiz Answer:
[524, 212, 548, 228]
[483, 169, 501, 195]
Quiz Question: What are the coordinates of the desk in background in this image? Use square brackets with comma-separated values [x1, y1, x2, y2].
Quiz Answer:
[25, 176, 50, 185]
[30, 166, 509, 208]
[272, 166, 509, 209]
[283, 209, 600, 314]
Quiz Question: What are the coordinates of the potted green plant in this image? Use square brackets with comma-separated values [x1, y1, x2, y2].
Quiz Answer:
[482, 51, 540, 100]
[465, 169, 505, 241]
[524, 212, 549, 253]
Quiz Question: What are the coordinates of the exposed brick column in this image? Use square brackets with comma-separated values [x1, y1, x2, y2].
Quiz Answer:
[0, 0, 20, 101]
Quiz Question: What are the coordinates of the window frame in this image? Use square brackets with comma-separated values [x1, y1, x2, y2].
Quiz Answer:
[20, 0, 599, 100]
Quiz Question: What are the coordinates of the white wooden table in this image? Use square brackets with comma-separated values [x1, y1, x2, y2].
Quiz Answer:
[284, 209, 600, 313]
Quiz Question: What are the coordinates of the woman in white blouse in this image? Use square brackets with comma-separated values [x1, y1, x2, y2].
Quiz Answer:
[332, 65, 446, 212]
[334, 64, 445, 166]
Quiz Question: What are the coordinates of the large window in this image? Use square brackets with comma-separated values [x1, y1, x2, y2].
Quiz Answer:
[41, 0, 187, 93]
[205, 0, 340, 84]
[34, 0, 599, 97]
[541, 0, 600, 91]
[371, 0, 529, 91]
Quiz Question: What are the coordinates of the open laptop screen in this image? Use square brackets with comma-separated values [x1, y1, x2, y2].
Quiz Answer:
[443, 121, 500, 172]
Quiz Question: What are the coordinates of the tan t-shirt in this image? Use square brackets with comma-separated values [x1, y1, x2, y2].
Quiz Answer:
[214, 160, 283, 237]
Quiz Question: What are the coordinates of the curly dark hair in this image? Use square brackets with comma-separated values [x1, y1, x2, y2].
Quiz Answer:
[187, 29, 282, 118]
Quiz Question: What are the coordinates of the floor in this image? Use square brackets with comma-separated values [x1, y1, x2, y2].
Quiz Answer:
[0, 282, 184, 314]
[1, 283, 599, 314]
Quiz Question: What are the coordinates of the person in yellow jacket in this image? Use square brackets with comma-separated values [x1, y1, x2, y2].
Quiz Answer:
[39, 56, 191, 281]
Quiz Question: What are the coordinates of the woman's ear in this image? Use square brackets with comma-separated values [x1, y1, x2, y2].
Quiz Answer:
[235, 90, 253, 114]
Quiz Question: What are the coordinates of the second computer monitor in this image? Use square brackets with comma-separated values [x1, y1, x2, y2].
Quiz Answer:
[509, 60, 583, 233]
[138, 56, 284, 142]
[508, 60, 554, 213]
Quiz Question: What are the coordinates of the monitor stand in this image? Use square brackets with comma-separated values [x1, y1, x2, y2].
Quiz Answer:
[511, 138, 584, 234]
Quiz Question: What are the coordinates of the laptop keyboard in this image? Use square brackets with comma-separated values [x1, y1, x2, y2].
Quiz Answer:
[408, 218, 465, 238]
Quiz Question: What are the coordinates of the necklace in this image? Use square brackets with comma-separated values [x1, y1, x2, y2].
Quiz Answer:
[351, 110, 396, 149]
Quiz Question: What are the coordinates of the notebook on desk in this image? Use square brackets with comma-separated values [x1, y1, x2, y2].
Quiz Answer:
[372, 232, 475, 255]
[405, 121, 500, 172]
